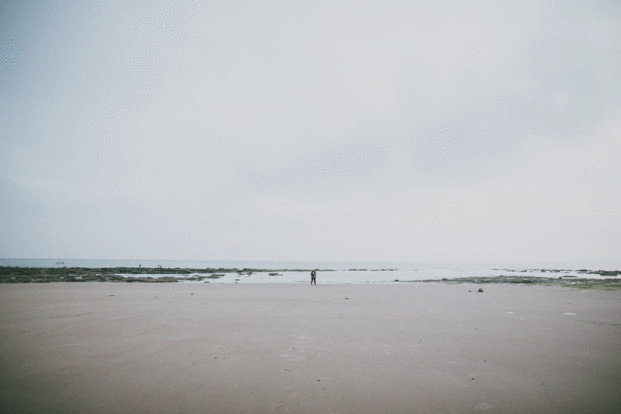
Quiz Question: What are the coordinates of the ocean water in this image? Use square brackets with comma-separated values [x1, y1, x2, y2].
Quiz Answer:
[1, 258, 619, 284]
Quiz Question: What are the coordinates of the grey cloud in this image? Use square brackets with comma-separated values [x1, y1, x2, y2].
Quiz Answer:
[1, 0, 619, 262]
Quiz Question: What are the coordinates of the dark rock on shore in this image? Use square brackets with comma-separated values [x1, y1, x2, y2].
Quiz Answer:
[588, 270, 621, 276]
[0, 267, 182, 283]
[413, 275, 621, 288]
[0, 266, 337, 283]
[501, 268, 621, 277]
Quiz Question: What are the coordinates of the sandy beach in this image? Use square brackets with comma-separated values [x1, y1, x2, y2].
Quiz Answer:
[1, 282, 620, 413]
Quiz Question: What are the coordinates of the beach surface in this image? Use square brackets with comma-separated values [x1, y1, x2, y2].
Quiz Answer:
[1, 283, 620, 413]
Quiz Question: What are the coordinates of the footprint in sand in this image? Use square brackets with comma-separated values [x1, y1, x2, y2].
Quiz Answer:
[280, 335, 309, 362]
[474, 402, 493, 411]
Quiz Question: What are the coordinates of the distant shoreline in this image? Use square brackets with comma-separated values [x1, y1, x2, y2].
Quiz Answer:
[1, 266, 619, 286]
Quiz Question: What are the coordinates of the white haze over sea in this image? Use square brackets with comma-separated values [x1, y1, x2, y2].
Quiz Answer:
[1, 259, 619, 283]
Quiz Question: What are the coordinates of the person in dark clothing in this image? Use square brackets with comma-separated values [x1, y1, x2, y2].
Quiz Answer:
[311, 270, 316, 285]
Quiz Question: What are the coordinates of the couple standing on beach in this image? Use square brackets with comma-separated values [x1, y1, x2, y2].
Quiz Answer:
[311, 270, 317, 285]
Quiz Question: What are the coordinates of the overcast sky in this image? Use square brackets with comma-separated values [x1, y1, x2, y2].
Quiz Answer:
[1, 0, 620, 264]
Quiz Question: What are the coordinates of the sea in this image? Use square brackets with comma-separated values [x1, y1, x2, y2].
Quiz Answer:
[1, 258, 619, 284]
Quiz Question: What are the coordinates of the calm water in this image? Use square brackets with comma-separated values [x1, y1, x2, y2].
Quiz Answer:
[1, 258, 619, 283]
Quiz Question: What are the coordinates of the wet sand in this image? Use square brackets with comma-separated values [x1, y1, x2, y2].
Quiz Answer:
[1, 283, 620, 413]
